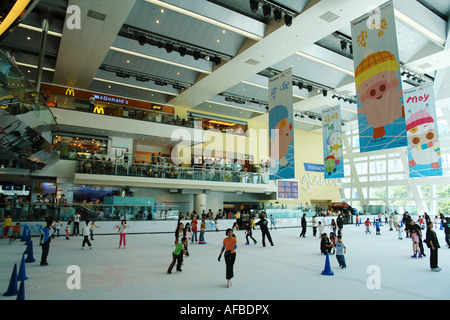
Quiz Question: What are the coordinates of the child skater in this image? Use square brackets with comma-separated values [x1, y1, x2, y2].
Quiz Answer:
[81, 220, 92, 249]
[365, 218, 372, 234]
[335, 235, 346, 268]
[218, 228, 237, 288]
[375, 219, 381, 235]
[411, 227, 422, 258]
[117, 219, 127, 249]
[398, 223, 403, 240]
[244, 222, 257, 245]
[167, 236, 188, 274]
[65, 221, 72, 240]
[198, 220, 207, 244]
[8, 223, 20, 244]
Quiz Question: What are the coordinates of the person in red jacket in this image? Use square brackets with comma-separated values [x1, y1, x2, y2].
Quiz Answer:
[191, 215, 198, 243]
[365, 218, 372, 234]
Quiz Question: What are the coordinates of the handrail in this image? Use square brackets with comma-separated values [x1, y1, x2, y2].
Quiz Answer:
[75, 159, 269, 184]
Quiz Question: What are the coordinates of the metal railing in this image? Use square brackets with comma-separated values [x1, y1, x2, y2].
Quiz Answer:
[75, 159, 270, 184]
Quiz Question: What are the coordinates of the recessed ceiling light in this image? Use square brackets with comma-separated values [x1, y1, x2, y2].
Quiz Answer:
[160, 9, 164, 13]
[156, 20, 160, 24]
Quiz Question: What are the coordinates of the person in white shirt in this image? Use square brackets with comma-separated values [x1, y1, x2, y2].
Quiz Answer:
[117, 219, 127, 249]
[73, 212, 80, 236]
[81, 220, 92, 249]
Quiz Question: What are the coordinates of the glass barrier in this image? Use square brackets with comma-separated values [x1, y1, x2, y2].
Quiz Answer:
[0, 202, 182, 222]
[75, 159, 269, 184]
[0, 49, 59, 169]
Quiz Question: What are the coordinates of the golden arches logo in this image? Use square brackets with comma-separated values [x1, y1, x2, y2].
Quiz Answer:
[65, 88, 75, 96]
[93, 106, 104, 114]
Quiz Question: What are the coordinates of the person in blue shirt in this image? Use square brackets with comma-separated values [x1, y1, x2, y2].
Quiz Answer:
[40, 219, 53, 266]
[375, 219, 381, 235]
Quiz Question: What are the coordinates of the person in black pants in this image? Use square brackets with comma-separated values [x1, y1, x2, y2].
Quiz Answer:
[425, 222, 440, 272]
[40, 219, 53, 266]
[441, 217, 450, 248]
[218, 229, 237, 288]
[244, 222, 257, 245]
[300, 214, 307, 237]
[256, 213, 274, 247]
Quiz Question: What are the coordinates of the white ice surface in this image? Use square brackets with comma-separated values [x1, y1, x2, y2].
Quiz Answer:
[1, 221, 449, 300]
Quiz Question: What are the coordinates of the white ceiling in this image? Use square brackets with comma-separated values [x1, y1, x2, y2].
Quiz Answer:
[2, 0, 450, 133]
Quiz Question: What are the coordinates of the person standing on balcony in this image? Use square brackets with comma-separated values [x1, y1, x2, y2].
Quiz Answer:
[89, 95, 95, 113]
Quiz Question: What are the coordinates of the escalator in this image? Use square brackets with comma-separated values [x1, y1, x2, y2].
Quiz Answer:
[0, 49, 59, 171]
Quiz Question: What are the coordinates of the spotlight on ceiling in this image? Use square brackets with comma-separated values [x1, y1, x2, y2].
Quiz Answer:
[249, 0, 259, 13]
[340, 40, 347, 51]
[179, 46, 187, 57]
[165, 43, 174, 53]
[322, 89, 327, 97]
[284, 14, 293, 27]
[262, 4, 271, 17]
[211, 56, 222, 66]
[306, 85, 312, 92]
[298, 82, 304, 90]
[137, 34, 147, 46]
[193, 51, 201, 60]
[273, 8, 282, 22]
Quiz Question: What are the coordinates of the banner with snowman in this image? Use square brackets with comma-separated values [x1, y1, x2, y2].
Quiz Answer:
[404, 85, 442, 178]
[268, 68, 295, 180]
[321, 106, 344, 179]
[350, 0, 408, 153]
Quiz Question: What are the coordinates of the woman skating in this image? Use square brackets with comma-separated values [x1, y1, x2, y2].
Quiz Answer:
[218, 228, 237, 288]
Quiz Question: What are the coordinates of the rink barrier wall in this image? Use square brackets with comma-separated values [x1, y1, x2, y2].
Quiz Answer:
[1, 215, 421, 237]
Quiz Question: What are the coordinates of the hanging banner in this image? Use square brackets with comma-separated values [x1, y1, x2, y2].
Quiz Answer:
[404, 85, 442, 178]
[268, 68, 295, 180]
[322, 106, 344, 179]
[351, 0, 407, 153]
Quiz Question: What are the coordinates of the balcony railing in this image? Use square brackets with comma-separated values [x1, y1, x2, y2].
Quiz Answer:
[75, 159, 269, 184]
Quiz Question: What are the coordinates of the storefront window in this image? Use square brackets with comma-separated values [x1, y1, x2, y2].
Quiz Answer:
[54, 135, 108, 160]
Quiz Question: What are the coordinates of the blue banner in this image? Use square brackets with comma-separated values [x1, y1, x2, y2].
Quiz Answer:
[268, 68, 295, 180]
[351, 1, 407, 152]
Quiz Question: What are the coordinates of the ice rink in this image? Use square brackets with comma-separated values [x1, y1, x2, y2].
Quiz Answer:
[1, 219, 449, 301]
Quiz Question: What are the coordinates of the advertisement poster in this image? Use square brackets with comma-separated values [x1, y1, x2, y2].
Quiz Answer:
[322, 106, 344, 179]
[404, 85, 442, 178]
[268, 68, 295, 180]
[351, 0, 407, 152]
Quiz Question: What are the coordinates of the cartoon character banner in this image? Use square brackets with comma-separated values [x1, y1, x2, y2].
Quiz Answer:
[351, 0, 408, 152]
[268, 68, 295, 180]
[322, 106, 344, 179]
[404, 85, 442, 178]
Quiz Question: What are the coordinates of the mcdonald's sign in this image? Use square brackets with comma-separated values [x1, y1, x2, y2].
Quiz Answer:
[65, 88, 75, 96]
[93, 106, 104, 114]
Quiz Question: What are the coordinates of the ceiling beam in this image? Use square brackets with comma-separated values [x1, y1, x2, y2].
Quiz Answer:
[168, 0, 388, 110]
[52, 0, 136, 88]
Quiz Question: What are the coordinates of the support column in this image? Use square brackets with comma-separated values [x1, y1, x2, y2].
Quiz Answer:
[36, 17, 49, 95]
[194, 193, 206, 215]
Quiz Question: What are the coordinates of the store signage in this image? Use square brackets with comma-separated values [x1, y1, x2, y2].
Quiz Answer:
[152, 105, 162, 110]
[303, 163, 324, 172]
[93, 94, 129, 105]
[65, 88, 75, 96]
[301, 172, 339, 191]
[93, 106, 104, 114]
